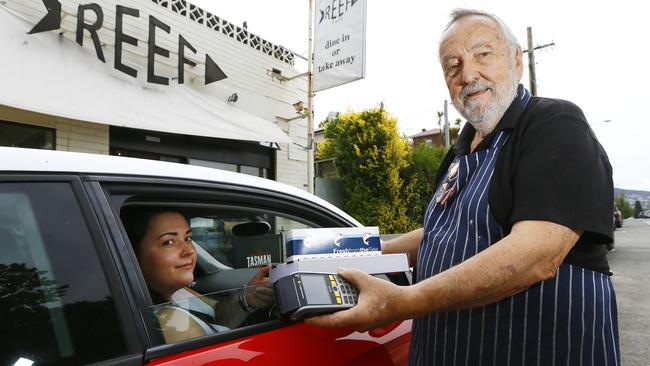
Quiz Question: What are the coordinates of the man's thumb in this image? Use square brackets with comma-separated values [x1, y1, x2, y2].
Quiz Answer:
[337, 267, 365, 286]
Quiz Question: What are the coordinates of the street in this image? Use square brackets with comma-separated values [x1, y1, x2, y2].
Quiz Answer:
[608, 218, 650, 365]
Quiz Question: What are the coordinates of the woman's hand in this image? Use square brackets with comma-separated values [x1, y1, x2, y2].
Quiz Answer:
[244, 264, 275, 309]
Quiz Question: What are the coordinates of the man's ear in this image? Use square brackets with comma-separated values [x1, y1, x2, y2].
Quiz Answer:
[515, 45, 524, 80]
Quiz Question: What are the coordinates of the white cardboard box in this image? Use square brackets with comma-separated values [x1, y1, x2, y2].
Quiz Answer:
[270, 253, 410, 282]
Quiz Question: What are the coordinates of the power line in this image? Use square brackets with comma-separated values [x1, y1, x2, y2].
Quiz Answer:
[400, 107, 437, 122]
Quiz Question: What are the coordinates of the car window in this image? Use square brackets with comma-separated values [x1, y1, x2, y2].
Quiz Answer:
[0, 182, 127, 365]
[120, 204, 317, 345]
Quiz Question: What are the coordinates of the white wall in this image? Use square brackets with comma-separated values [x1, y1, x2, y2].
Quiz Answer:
[3, 0, 310, 190]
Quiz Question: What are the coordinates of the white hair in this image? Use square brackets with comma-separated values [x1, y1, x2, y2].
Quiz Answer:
[440, 9, 519, 57]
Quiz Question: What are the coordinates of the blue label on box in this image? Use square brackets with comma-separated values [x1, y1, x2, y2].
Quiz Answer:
[286, 233, 381, 257]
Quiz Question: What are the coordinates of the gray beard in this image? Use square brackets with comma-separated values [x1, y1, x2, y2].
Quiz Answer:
[453, 70, 519, 136]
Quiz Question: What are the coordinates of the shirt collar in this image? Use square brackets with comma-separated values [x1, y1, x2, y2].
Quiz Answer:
[453, 84, 530, 155]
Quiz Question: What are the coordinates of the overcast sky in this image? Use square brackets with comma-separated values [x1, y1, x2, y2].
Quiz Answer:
[191, 0, 648, 191]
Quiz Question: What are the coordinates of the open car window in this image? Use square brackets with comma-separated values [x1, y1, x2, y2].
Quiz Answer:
[151, 285, 276, 344]
[120, 203, 320, 345]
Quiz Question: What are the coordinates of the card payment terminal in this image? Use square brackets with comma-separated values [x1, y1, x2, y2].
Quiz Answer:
[275, 273, 358, 321]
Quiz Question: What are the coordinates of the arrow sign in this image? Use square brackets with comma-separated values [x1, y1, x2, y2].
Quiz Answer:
[204, 54, 227, 85]
[28, 0, 61, 34]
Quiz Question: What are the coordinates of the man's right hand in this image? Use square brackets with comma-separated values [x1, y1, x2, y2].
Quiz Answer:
[304, 267, 414, 332]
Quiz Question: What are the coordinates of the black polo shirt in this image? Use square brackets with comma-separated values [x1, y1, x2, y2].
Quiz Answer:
[435, 84, 614, 274]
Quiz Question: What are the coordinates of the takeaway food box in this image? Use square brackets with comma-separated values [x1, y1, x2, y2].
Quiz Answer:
[284, 226, 382, 260]
[269, 227, 410, 282]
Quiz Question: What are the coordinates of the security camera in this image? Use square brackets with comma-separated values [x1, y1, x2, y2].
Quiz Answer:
[292, 101, 305, 113]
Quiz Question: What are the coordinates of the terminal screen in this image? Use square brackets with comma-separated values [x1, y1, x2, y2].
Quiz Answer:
[300, 274, 333, 304]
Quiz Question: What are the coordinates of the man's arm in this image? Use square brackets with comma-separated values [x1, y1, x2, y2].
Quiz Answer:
[306, 220, 581, 331]
[381, 228, 423, 267]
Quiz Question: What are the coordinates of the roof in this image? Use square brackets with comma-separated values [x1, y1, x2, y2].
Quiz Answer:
[0, 147, 359, 225]
[409, 128, 442, 139]
[153, 0, 295, 65]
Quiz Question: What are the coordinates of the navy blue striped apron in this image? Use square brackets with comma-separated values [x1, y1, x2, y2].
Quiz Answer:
[408, 94, 620, 366]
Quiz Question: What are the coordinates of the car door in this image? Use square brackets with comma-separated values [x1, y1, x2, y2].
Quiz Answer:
[85, 175, 412, 365]
[0, 175, 143, 366]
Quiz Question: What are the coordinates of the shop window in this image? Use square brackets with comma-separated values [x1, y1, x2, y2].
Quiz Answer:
[0, 182, 127, 365]
[111, 148, 187, 163]
[240, 165, 265, 178]
[189, 158, 266, 178]
[190, 158, 237, 172]
[0, 121, 55, 150]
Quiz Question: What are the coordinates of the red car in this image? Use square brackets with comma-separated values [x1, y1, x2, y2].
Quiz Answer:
[0, 147, 411, 366]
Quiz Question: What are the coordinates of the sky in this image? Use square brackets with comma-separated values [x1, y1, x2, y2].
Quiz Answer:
[191, 0, 648, 191]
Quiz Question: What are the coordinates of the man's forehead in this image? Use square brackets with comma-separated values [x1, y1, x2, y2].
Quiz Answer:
[439, 15, 504, 53]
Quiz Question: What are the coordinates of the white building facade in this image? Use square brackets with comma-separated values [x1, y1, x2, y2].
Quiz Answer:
[0, 0, 310, 190]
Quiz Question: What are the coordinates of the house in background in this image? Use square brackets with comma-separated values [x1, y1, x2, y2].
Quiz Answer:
[409, 128, 445, 147]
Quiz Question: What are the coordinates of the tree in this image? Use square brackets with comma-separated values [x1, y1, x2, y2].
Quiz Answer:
[615, 194, 634, 219]
[634, 200, 644, 218]
[317, 105, 413, 233]
[401, 143, 448, 226]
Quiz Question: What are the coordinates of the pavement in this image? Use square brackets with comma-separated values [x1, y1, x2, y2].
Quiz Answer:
[608, 218, 650, 365]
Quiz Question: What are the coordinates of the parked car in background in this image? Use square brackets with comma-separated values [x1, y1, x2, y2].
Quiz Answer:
[613, 204, 623, 229]
[639, 210, 650, 219]
[0, 147, 412, 366]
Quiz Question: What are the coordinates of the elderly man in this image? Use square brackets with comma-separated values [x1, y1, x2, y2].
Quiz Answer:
[306, 9, 619, 366]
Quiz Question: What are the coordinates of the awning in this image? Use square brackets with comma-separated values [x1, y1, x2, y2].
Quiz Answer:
[0, 8, 293, 144]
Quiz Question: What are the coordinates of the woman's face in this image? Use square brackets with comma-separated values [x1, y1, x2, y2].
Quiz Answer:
[138, 212, 196, 299]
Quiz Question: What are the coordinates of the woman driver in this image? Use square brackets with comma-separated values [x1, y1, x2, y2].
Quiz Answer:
[123, 208, 274, 343]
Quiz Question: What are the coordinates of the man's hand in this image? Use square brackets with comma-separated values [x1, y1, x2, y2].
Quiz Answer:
[245, 264, 274, 309]
[304, 268, 412, 332]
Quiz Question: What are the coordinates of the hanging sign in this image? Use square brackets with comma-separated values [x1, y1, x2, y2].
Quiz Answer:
[313, 0, 367, 92]
[27, 0, 227, 85]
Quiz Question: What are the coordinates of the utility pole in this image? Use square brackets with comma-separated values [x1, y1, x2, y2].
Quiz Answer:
[306, 0, 314, 193]
[523, 27, 554, 96]
[443, 100, 450, 148]
[526, 27, 537, 96]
